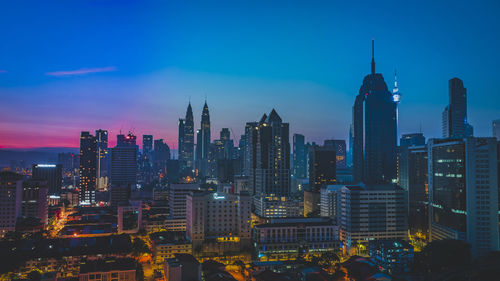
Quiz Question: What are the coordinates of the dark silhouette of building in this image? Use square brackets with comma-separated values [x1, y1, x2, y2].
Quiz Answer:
[324, 139, 346, 169]
[21, 180, 48, 225]
[154, 139, 171, 176]
[442, 78, 473, 138]
[32, 164, 62, 195]
[79, 131, 97, 204]
[95, 129, 109, 185]
[292, 134, 307, 178]
[309, 144, 336, 191]
[179, 103, 195, 173]
[111, 133, 137, 187]
[400, 133, 425, 147]
[195, 101, 211, 177]
[352, 40, 397, 184]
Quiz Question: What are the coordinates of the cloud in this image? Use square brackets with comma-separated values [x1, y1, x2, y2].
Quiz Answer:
[46, 66, 116, 76]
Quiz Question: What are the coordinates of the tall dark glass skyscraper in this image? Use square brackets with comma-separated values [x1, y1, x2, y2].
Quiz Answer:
[195, 101, 211, 176]
[292, 134, 307, 179]
[442, 78, 473, 138]
[352, 40, 397, 184]
[178, 102, 194, 172]
[79, 131, 97, 204]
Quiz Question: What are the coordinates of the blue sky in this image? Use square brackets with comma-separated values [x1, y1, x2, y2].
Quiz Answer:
[0, 0, 499, 148]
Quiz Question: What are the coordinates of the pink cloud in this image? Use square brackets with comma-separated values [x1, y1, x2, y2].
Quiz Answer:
[46, 66, 117, 76]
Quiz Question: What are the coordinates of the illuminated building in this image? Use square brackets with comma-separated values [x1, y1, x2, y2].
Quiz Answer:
[195, 101, 211, 177]
[22, 179, 49, 225]
[111, 133, 137, 188]
[324, 139, 347, 169]
[428, 137, 499, 257]
[141, 134, 154, 184]
[150, 231, 192, 264]
[179, 102, 195, 173]
[369, 239, 414, 275]
[186, 191, 251, 254]
[95, 129, 109, 191]
[32, 163, 62, 195]
[79, 258, 136, 281]
[253, 196, 302, 218]
[352, 40, 397, 184]
[293, 134, 307, 179]
[253, 217, 339, 261]
[442, 78, 473, 138]
[339, 183, 407, 249]
[0, 171, 23, 236]
[79, 131, 97, 204]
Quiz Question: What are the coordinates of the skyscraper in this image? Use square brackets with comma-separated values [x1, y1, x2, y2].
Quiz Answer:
[252, 109, 291, 197]
[79, 131, 97, 204]
[292, 134, 307, 178]
[442, 78, 473, 138]
[428, 137, 499, 257]
[243, 122, 258, 178]
[493, 119, 500, 140]
[154, 139, 170, 175]
[111, 133, 138, 187]
[0, 171, 23, 236]
[95, 129, 109, 191]
[352, 40, 397, 184]
[179, 103, 194, 173]
[195, 101, 211, 176]
[143, 135, 153, 158]
[32, 164, 62, 195]
[308, 144, 336, 191]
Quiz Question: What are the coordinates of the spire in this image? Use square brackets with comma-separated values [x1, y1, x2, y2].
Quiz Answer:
[371, 39, 375, 74]
[393, 69, 398, 93]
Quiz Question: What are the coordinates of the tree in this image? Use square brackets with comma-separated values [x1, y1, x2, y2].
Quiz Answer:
[27, 270, 42, 281]
[131, 238, 151, 258]
[412, 239, 471, 275]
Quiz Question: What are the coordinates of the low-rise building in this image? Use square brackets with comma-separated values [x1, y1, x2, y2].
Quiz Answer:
[164, 254, 201, 281]
[253, 217, 339, 261]
[150, 231, 192, 264]
[369, 239, 414, 274]
[79, 258, 136, 281]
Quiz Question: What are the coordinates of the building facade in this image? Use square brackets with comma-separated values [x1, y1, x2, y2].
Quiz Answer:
[79, 131, 97, 204]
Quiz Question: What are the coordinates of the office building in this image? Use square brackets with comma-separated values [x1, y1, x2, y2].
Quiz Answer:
[309, 144, 337, 191]
[0, 171, 23, 236]
[293, 134, 307, 179]
[428, 137, 499, 257]
[340, 183, 407, 248]
[79, 131, 97, 204]
[79, 258, 136, 281]
[21, 180, 49, 225]
[195, 101, 211, 177]
[169, 183, 201, 218]
[320, 185, 343, 223]
[253, 217, 339, 261]
[32, 164, 62, 195]
[324, 140, 347, 169]
[398, 145, 428, 238]
[111, 133, 138, 187]
[164, 254, 201, 281]
[179, 103, 195, 172]
[186, 191, 251, 251]
[352, 40, 397, 184]
[442, 78, 473, 138]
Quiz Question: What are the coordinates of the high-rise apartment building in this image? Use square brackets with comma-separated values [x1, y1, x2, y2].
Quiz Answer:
[79, 131, 97, 204]
[442, 78, 473, 138]
[428, 137, 499, 257]
[95, 129, 109, 191]
[352, 40, 397, 184]
[169, 183, 201, 219]
[0, 171, 23, 236]
[293, 134, 307, 178]
[32, 164, 62, 195]
[21, 180, 49, 225]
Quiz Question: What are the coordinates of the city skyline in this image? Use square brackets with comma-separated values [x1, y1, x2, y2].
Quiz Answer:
[1, 1, 500, 149]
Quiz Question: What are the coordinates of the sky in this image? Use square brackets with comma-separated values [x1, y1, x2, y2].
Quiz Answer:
[1, 0, 499, 149]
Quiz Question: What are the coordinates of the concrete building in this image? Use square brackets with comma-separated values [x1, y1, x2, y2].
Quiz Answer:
[186, 191, 251, 254]
[339, 184, 407, 249]
[428, 137, 499, 257]
[21, 180, 49, 225]
[253, 197, 302, 218]
[169, 183, 201, 219]
[150, 231, 192, 264]
[320, 185, 343, 223]
[253, 217, 339, 261]
[79, 258, 136, 281]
